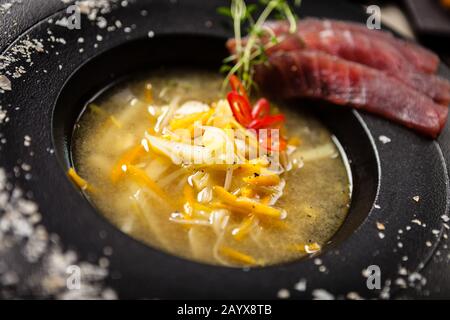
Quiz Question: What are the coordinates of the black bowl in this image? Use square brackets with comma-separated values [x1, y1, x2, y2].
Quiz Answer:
[53, 33, 380, 257]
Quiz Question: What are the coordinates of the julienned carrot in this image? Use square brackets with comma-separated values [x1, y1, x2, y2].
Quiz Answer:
[67, 167, 95, 193]
[219, 246, 257, 265]
[213, 186, 282, 218]
[126, 165, 171, 203]
[111, 145, 146, 183]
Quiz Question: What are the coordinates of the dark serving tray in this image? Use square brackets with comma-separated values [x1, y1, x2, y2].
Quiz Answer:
[0, 0, 449, 299]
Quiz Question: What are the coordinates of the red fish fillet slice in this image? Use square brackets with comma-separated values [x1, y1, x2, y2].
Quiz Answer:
[299, 29, 450, 105]
[297, 18, 440, 74]
[254, 50, 448, 138]
[299, 18, 439, 73]
[227, 22, 450, 105]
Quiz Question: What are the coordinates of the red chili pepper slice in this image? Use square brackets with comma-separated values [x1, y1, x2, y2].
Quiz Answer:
[252, 98, 270, 119]
[227, 91, 253, 126]
[229, 75, 249, 102]
[248, 114, 285, 130]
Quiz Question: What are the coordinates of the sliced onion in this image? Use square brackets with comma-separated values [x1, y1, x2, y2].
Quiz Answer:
[292, 143, 338, 162]
[145, 133, 212, 165]
[175, 100, 210, 116]
[197, 186, 213, 203]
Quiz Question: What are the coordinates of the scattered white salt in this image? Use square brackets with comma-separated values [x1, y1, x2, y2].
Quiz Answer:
[398, 267, 408, 275]
[24, 135, 31, 147]
[395, 278, 407, 288]
[346, 292, 363, 300]
[97, 17, 107, 29]
[0, 105, 6, 123]
[0, 75, 12, 91]
[378, 135, 391, 144]
[277, 288, 290, 299]
[376, 221, 385, 230]
[312, 289, 334, 300]
[103, 246, 113, 256]
[0, 166, 108, 296]
[294, 279, 307, 292]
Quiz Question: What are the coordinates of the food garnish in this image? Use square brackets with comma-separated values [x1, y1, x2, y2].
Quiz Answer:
[220, 0, 301, 93]
[224, 2, 449, 138]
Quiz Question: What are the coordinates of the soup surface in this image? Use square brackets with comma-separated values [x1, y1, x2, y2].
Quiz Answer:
[72, 69, 351, 267]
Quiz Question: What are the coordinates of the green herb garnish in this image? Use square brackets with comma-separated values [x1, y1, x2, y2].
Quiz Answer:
[220, 0, 301, 93]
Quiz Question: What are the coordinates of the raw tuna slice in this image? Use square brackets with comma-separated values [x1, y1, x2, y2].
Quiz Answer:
[297, 28, 450, 105]
[261, 18, 440, 74]
[299, 18, 440, 74]
[253, 50, 448, 138]
[227, 21, 450, 104]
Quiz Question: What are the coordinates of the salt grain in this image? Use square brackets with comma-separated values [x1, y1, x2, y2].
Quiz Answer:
[23, 135, 31, 147]
[346, 292, 363, 300]
[312, 289, 334, 300]
[376, 221, 385, 230]
[378, 135, 391, 144]
[294, 278, 306, 292]
[277, 288, 290, 299]
[0, 75, 12, 91]
[1, 131, 115, 299]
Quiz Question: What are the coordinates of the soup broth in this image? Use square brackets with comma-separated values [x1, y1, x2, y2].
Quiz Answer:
[72, 70, 351, 267]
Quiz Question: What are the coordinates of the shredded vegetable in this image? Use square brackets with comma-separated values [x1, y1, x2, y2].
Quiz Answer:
[67, 167, 95, 192]
[111, 145, 146, 183]
[232, 215, 256, 241]
[213, 186, 283, 219]
[126, 165, 171, 204]
[219, 246, 258, 265]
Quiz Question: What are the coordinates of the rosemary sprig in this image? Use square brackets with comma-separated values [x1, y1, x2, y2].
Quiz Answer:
[220, 0, 301, 94]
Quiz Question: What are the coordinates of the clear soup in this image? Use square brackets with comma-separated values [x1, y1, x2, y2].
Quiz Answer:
[72, 69, 351, 267]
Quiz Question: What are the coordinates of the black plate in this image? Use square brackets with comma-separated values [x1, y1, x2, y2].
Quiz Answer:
[0, 0, 449, 299]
